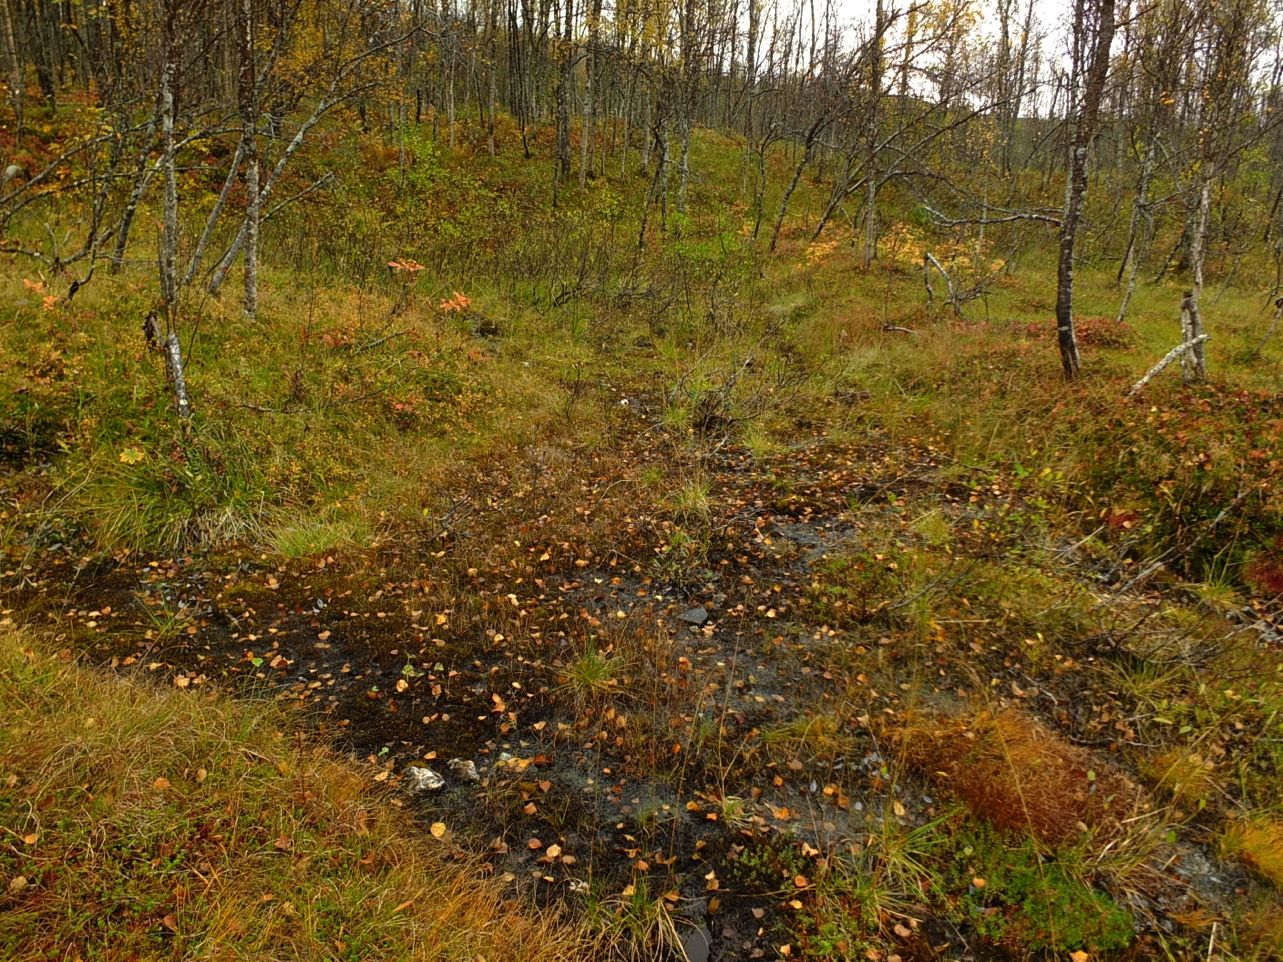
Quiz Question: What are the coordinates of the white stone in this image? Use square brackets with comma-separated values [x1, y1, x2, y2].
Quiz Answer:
[403, 766, 444, 792]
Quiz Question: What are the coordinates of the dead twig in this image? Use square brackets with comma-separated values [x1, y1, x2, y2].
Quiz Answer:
[1126, 334, 1210, 398]
[352, 329, 409, 354]
[923, 251, 960, 317]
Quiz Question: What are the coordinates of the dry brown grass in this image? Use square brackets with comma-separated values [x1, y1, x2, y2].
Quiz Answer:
[1236, 900, 1283, 959]
[1222, 816, 1283, 888]
[1140, 747, 1223, 812]
[894, 708, 1148, 846]
[0, 627, 586, 962]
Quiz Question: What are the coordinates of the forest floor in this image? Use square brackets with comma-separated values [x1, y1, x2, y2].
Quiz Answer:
[3, 122, 1283, 961]
[6, 380, 1283, 961]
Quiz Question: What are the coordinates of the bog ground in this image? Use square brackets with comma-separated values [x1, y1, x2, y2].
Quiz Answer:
[4, 32, 1283, 961]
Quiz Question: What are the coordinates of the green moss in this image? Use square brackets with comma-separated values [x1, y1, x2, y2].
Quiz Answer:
[946, 824, 1134, 954]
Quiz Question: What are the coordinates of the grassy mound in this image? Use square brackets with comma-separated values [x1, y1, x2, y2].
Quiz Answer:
[0, 626, 583, 962]
[896, 709, 1148, 845]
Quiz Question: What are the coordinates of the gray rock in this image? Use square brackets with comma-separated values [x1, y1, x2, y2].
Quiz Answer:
[679, 606, 709, 626]
[403, 766, 444, 792]
[2, 164, 23, 184]
[448, 757, 480, 782]
[680, 923, 712, 962]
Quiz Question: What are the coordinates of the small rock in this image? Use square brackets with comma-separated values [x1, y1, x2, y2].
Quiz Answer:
[2, 164, 23, 184]
[448, 758, 480, 782]
[680, 923, 712, 962]
[680, 606, 709, 626]
[403, 766, 444, 792]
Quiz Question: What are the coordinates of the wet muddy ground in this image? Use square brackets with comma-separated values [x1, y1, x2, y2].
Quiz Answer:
[2, 413, 1271, 961]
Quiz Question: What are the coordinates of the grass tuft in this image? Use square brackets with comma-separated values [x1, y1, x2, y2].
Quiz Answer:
[895, 709, 1146, 846]
[581, 876, 686, 962]
[666, 477, 712, 525]
[1222, 816, 1283, 887]
[269, 514, 370, 558]
[558, 648, 622, 705]
[1141, 747, 1222, 811]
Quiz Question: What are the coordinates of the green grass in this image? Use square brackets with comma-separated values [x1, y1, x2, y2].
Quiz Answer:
[944, 823, 1135, 954]
[1, 250, 595, 557]
[665, 477, 712, 524]
[6, 108, 1283, 962]
[580, 876, 685, 962]
[760, 809, 1135, 959]
[558, 648, 622, 704]
[5, 114, 1283, 582]
[134, 591, 196, 643]
[269, 513, 370, 558]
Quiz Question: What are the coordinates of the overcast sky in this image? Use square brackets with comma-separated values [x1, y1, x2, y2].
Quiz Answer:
[781, 0, 1077, 68]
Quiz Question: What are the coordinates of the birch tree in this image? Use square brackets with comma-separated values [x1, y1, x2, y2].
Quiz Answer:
[1055, 0, 1116, 380]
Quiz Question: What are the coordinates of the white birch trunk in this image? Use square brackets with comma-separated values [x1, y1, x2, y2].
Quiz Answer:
[1181, 177, 1211, 382]
[208, 92, 337, 295]
[165, 332, 192, 420]
[158, 25, 179, 320]
[0, 0, 22, 141]
[243, 147, 259, 317]
[1116, 142, 1155, 324]
[239, 0, 259, 318]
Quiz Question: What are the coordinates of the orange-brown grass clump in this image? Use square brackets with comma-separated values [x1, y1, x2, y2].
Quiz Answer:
[894, 709, 1147, 846]
[1222, 817, 1283, 887]
[1074, 315, 1140, 349]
